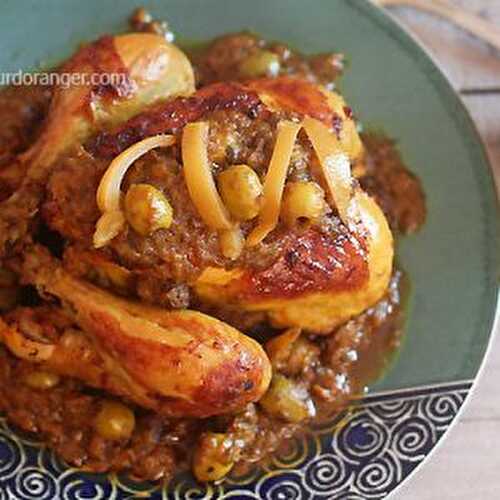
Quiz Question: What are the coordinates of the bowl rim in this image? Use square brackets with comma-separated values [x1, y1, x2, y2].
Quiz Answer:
[0, 1, 498, 498]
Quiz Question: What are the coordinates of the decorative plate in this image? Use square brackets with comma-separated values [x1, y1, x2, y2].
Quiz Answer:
[0, 0, 498, 498]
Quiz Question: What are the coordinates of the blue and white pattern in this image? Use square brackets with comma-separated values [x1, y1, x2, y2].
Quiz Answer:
[0, 381, 472, 499]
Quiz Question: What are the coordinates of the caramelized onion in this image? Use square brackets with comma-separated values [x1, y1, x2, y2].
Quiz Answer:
[303, 117, 353, 224]
[181, 122, 232, 230]
[247, 120, 302, 246]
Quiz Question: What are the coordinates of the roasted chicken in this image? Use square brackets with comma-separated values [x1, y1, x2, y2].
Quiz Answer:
[38, 76, 393, 333]
[0, 247, 271, 418]
[0, 32, 394, 420]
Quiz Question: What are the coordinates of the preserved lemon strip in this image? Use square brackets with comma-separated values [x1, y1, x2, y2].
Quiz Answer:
[220, 225, 244, 260]
[97, 134, 175, 212]
[182, 122, 232, 230]
[247, 120, 302, 246]
[93, 210, 126, 249]
[93, 134, 175, 248]
[303, 116, 353, 224]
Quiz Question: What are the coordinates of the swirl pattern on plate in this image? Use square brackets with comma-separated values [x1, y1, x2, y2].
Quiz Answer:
[0, 382, 471, 499]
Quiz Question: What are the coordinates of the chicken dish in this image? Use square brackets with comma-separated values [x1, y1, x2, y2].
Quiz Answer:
[0, 9, 425, 483]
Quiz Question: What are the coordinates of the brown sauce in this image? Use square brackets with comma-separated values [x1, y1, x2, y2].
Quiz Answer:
[0, 21, 425, 485]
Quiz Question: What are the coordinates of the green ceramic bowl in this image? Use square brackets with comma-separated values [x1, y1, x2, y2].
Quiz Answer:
[0, 0, 498, 498]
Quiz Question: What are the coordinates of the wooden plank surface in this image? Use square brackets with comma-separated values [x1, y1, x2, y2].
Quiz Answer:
[384, 0, 500, 91]
[383, 1, 500, 498]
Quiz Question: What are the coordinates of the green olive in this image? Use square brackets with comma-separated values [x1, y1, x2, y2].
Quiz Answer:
[281, 181, 326, 226]
[259, 374, 316, 423]
[239, 50, 281, 78]
[24, 371, 60, 390]
[193, 432, 234, 482]
[94, 400, 136, 441]
[218, 165, 263, 221]
[124, 183, 173, 236]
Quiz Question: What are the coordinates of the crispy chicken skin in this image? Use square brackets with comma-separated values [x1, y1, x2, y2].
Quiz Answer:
[0, 248, 271, 418]
[88, 77, 362, 161]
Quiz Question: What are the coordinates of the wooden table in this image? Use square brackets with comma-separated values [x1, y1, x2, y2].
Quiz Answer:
[379, 1, 500, 498]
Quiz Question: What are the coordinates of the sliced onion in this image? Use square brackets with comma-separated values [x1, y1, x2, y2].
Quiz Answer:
[247, 120, 302, 246]
[181, 122, 232, 230]
[303, 116, 353, 224]
[0, 319, 55, 362]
